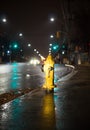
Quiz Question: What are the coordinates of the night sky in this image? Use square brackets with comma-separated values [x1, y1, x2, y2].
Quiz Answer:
[0, 0, 90, 57]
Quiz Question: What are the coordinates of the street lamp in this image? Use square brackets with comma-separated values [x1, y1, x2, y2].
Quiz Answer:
[36, 51, 39, 54]
[34, 49, 37, 52]
[50, 17, 55, 22]
[0, 17, 7, 24]
[18, 33, 23, 37]
[50, 35, 54, 38]
[2, 18, 7, 23]
[28, 43, 31, 47]
[49, 43, 52, 47]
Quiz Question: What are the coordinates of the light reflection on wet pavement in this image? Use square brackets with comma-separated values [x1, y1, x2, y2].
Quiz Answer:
[0, 90, 57, 130]
[0, 63, 45, 94]
[0, 65, 90, 130]
[0, 83, 90, 130]
[55, 86, 90, 129]
[55, 66, 90, 129]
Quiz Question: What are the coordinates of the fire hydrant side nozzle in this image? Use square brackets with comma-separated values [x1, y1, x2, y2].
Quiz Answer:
[43, 54, 55, 93]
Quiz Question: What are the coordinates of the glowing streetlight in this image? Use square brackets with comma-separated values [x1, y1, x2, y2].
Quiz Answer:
[34, 49, 37, 52]
[19, 33, 23, 37]
[36, 51, 39, 54]
[50, 35, 54, 38]
[49, 43, 52, 47]
[50, 17, 55, 22]
[2, 18, 7, 23]
[28, 43, 31, 47]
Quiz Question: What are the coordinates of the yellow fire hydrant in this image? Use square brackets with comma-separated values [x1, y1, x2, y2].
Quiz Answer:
[43, 54, 55, 92]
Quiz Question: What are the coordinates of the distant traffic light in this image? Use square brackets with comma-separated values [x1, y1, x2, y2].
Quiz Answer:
[62, 44, 67, 50]
[13, 42, 19, 49]
[52, 43, 59, 52]
[53, 45, 58, 50]
[13, 43, 18, 49]
[62, 44, 65, 49]
[61, 44, 67, 55]
[10, 41, 19, 49]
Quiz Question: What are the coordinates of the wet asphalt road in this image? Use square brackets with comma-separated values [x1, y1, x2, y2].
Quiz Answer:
[0, 63, 45, 94]
[55, 65, 90, 129]
[0, 65, 90, 130]
[0, 63, 73, 94]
